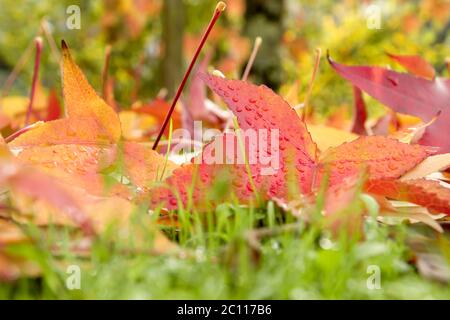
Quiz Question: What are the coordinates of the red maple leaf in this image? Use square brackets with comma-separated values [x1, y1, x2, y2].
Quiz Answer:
[328, 56, 450, 152]
[150, 74, 446, 216]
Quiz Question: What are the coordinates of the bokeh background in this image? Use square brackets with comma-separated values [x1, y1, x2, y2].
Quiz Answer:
[0, 0, 449, 119]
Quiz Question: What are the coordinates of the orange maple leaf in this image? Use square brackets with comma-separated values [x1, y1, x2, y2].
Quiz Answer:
[8, 42, 176, 194]
[318, 136, 434, 187]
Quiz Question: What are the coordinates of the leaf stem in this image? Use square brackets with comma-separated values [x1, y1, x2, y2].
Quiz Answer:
[302, 48, 321, 121]
[152, 1, 226, 150]
[40, 19, 60, 62]
[241, 36, 262, 81]
[5, 121, 43, 143]
[102, 44, 112, 99]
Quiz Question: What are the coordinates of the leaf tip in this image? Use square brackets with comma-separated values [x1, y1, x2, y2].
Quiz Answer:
[326, 50, 331, 61]
[61, 39, 68, 50]
[61, 40, 71, 59]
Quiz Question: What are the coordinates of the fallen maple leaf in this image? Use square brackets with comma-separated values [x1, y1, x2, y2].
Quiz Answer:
[0, 142, 94, 234]
[200, 72, 318, 195]
[315, 136, 443, 219]
[13, 143, 124, 197]
[328, 55, 450, 152]
[150, 74, 447, 218]
[10, 42, 121, 147]
[61, 41, 121, 142]
[318, 136, 434, 187]
[6, 167, 94, 234]
[8, 41, 176, 195]
[149, 73, 320, 208]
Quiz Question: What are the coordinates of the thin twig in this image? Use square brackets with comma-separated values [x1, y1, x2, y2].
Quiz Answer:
[40, 19, 60, 63]
[241, 36, 262, 81]
[302, 48, 321, 121]
[102, 45, 112, 99]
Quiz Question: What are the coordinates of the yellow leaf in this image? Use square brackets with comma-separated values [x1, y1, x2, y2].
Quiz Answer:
[61, 41, 121, 142]
[10, 42, 121, 147]
[307, 124, 358, 152]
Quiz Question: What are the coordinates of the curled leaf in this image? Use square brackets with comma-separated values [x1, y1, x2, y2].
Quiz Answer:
[391, 111, 441, 144]
[366, 179, 450, 214]
[401, 153, 450, 180]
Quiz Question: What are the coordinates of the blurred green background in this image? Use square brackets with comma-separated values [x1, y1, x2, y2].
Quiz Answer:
[0, 0, 448, 117]
[0, 0, 449, 300]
